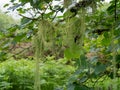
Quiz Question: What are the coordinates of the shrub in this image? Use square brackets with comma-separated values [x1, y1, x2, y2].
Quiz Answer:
[0, 59, 34, 90]
[0, 58, 75, 90]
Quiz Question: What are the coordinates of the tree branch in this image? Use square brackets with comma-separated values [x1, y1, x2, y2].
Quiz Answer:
[19, 14, 38, 20]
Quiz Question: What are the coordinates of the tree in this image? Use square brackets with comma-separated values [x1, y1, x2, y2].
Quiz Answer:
[3, 0, 120, 90]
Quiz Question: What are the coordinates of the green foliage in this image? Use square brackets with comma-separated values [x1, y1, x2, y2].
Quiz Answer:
[1, 0, 120, 90]
[0, 59, 34, 90]
[0, 58, 75, 90]
[64, 44, 81, 59]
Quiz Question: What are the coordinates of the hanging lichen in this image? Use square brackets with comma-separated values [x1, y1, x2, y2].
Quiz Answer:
[33, 20, 55, 90]
[63, 7, 86, 48]
[33, 2, 87, 89]
[79, 8, 86, 47]
[63, 18, 74, 47]
[63, 6, 86, 60]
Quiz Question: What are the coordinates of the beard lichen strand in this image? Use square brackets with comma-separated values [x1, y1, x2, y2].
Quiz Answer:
[33, 36, 41, 90]
[77, 8, 86, 67]
[79, 8, 86, 47]
[42, 20, 55, 50]
[35, 20, 55, 57]
[33, 20, 55, 90]
[33, 21, 44, 90]
[66, 18, 74, 47]
[63, 8, 86, 49]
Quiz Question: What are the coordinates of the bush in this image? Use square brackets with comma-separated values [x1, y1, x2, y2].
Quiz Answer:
[0, 59, 34, 90]
[0, 58, 75, 90]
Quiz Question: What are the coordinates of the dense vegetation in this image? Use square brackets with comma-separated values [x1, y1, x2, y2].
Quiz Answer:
[0, 58, 75, 90]
[0, 0, 120, 90]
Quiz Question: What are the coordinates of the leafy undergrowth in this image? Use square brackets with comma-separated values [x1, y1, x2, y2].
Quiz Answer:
[0, 57, 119, 90]
[0, 57, 75, 90]
[85, 76, 120, 90]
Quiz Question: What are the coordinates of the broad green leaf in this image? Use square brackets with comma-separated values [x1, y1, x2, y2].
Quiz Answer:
[71, 44, 81, 58]
[94, 64, 106, 75]
[64, 44, 81, 59]
[64, 48, 73, 59]
[102, 38, 110, 46]
[79, 54, 87, 68]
